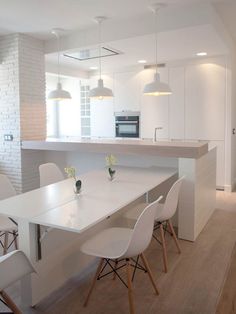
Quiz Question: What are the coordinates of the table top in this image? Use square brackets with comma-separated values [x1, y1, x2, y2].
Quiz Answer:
[0, 166, 177, 233]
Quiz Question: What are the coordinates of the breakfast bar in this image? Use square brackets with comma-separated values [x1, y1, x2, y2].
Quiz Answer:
[22, 138, 216, 241]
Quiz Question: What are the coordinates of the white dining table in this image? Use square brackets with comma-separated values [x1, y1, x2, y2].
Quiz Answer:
[0, 165, 177, 306]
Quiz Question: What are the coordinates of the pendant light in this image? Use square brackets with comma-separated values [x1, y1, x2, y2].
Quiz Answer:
[143, 4, 172, 96]
[48, 29, 72, 101]
[89, 17, 114, 100]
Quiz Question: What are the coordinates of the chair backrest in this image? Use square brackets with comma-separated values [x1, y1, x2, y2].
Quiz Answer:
[122, 196, 163, 258]
[0, 250, 35, 290]
[158, 176, 184, 221]
[0, 174, 16, 200]
[39, 162, 64, 187]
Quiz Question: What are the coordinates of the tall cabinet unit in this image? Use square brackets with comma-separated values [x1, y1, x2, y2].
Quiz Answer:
[169, 67, 185, 140]
[113, 71, 141, 112]
[89, 57, 227, 188]
[139, 60, 226, 188]
[90, 75, 115, 138]
[185, 62, 226, 188]
[140, 68, 169, 140]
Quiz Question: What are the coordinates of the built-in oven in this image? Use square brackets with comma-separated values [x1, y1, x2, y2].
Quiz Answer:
[115, 112, 140, 138]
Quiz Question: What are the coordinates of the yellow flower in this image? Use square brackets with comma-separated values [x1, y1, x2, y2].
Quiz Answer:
[64, 166, 76, 181]
[105, 154, 117, 167]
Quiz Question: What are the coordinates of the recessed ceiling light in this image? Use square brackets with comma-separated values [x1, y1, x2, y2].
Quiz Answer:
[89, 66, 98, 70]
[138, 60, 147, 64]
[196, 52, 207, 57]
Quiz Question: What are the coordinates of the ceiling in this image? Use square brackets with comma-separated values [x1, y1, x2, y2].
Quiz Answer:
[0, 0, 232, 39]
[0, 0, 234, 74]
[45, 24, 228, 73]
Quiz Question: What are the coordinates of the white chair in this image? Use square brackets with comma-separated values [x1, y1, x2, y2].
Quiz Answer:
[0, 174, 18, 255]
[125, 177, 184, 273]
[39, 162, 64, 187]
[0, 250, 35, 314]
[80, 196, 163, 314]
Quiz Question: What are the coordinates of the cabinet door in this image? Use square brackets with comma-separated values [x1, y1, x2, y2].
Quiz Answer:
[185, 63, 225, 140]
[114, 71, 141, 112]
[169, 67, 185, 139]
[140, 68, 169, 139]
[90, 75, 115, 138]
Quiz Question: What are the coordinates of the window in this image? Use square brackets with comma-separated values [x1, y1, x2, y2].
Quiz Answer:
[80, 84, 91, 137]
[46, 73, 82, 138]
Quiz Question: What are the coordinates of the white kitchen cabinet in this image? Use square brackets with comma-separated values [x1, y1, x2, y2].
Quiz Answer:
[90, 75, 115, 138]
[185, 63, 225, 140]
[114, 71, 141, 112]
[169, 67, 185, 139]
[140, 68, 169, 139]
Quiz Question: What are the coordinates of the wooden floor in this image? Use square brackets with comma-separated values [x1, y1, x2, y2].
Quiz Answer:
[216, 243, 236, 314]
[1, 191, 236, 314]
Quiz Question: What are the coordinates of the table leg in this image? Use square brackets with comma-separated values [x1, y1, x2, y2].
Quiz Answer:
[17, 219, 36, 307]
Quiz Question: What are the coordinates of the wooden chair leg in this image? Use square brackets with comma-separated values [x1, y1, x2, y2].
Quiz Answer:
[126, 259, 135, 314]
[140, 253, 159, 295]
[0, 290, 22, 314]
[13, 231, 18, 250]
[168, 220, 181, 254]
[160, 224, 168, 273]
[113, 259, 118, 280]
[3, 232, 9, 255]
[84, 258, 104, 307]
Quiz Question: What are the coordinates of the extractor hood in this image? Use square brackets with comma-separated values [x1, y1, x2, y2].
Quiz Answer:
[64, 46, 122, 61]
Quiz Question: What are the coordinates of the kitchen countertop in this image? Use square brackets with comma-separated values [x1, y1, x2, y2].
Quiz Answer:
[21, 137, 209, 158]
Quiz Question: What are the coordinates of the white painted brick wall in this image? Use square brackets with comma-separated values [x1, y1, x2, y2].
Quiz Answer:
[0, 34, 46, 193]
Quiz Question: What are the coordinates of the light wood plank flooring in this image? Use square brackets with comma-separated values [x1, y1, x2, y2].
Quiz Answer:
[216, 243, 236, 314]
[1, 191, 236, 314]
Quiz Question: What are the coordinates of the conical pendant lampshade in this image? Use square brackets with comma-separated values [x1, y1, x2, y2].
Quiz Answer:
[48, 82, 72, 100]
[143, 73, 172, 96]
[48, 29, 72, 101]
[143, 4, 172, 96]
[89, 17, 113, 100]
[89, 78, 113, 99]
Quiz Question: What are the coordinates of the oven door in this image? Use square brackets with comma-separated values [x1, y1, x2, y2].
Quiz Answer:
[115, 121, 139, 138]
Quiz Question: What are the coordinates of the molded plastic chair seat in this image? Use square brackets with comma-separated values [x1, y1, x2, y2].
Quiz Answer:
[39, 162, 64, 187]
[0, 216, 16, 232]
[80, 196, 163, 314]
[0, 250, 35, 290]
[81, 227, 133, 259]
[0, 250, 35, 313]
[124, 177, 184, 273]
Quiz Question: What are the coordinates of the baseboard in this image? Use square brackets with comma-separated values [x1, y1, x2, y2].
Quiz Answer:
[224, 185, 233, 193]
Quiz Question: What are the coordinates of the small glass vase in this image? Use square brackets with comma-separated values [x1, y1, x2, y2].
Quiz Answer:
[108, 167, 116, 181]
[74, 179, 82, 194]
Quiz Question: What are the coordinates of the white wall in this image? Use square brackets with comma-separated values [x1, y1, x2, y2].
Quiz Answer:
[0, 34, 46, 192]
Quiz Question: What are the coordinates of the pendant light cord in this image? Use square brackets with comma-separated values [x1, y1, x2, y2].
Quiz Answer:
[56, 33, 60, 84]
[154, 9, 158, 75]
[99, 20, 102, 80]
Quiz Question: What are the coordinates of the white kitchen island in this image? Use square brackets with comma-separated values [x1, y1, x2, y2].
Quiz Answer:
[0, 138, 217, 307]
[22, 137, 216, 242]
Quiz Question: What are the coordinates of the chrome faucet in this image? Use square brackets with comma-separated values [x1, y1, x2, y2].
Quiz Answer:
[154, 127, 163, 142]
